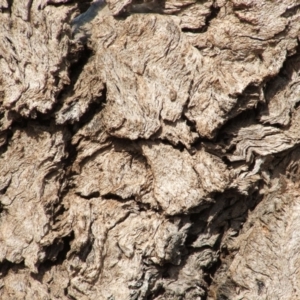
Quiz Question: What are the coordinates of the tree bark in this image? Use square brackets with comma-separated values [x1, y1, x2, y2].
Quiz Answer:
[0, 0, 300, 299]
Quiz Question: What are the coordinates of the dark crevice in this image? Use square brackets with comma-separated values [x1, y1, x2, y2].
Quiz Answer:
[182, 4, 220, 34]
[228, 84, 263, 118]
[119, 1, 165, 17]
[137, 202, 152, 212]
[183, 114, 197, 132]
[0, 260, 25, 278]
[217, 295, 230, 300]
[69, 46, 93, 90]
[201, 43, 300, 142]
[258, 42, 300, 127]
[72, 0, 93, 13]
[102, 193, 133, 202]
[209, 98, 260, 146]
[295, 101, 300, 110]
[30, 239, 72, 287]
[61, 88, 107, 177]
[257, 280, 265, 295]
[52, 203, 68, 222]
[0, 202, 8, 217]
[184, 233, 199, 246]
[5, 37, 16, 52]
[0, 129, 13, 157]
[72, 85, 107, 132]
[160, 138, 185, 152]
[191, 134, 219, 151]
[34, 231, 75, 282]
[28, 111, 54, 126]
[204, 192, 264, 295]
[161, 263, 173, 279]
[202, 238, 224, 287]
[215, 109, 256, 144]
[183, 187, 264, 296]
[112, 134, 188, 154]
[54, 45, 94, 116]
[44, 0, 88, 8]
[147, 286, 165, 300]
[78, 238, 94, 262]
[62, 125, 77, 178]
[3, 111, 27, 130]
[281, 4, 300, 17]
[76, 191, 100, 199]
[50, 232, 74, 264]
[181, 109, 202, 147]
[0, 0, 12, 14]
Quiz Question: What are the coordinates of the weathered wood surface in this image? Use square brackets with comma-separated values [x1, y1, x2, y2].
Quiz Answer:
[0, 0, 300, 299]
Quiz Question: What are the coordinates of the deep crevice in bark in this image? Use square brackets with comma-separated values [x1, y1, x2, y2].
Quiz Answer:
[182, 4, 220, 33]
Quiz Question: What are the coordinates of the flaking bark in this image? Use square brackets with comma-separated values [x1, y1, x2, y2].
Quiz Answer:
[0, 0, 300, 299]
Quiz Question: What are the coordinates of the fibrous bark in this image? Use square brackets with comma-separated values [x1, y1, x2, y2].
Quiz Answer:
[0, 0, 300, 299]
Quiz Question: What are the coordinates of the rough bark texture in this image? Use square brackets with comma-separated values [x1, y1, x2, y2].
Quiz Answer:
[0, 0, 300, 299]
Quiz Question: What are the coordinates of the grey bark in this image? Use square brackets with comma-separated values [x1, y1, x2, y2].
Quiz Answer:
[0, 0, 300, 299]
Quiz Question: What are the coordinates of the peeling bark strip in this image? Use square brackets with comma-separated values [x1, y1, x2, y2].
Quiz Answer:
[0, 0, 300, 299]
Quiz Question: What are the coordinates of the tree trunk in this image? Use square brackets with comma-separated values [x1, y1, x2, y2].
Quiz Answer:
[0, 0, 300, 299]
